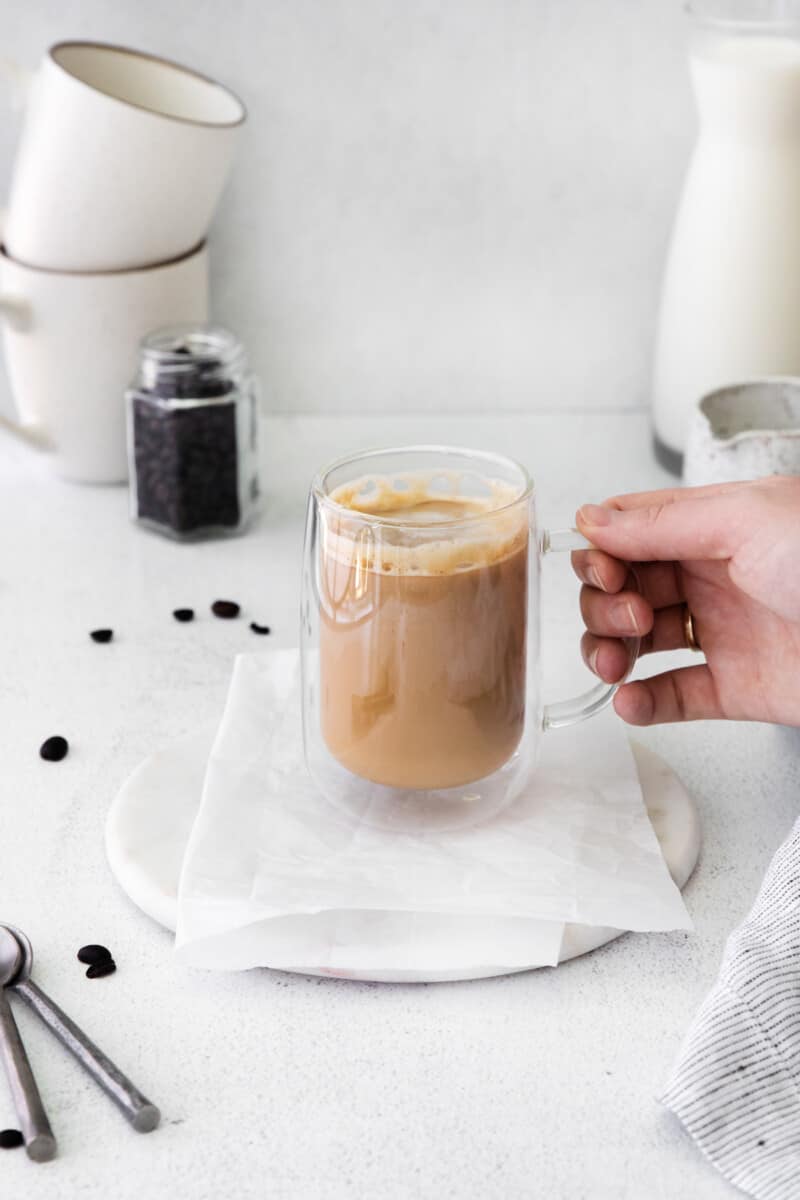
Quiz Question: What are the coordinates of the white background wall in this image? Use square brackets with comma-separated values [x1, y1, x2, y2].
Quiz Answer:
[0, 0, 694, 415]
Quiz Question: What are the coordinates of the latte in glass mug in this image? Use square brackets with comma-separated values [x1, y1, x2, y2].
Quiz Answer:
[318, 474, 528, 789]
[301, 447, 637, 819]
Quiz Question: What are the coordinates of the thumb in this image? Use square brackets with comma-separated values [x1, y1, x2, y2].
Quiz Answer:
[575, 494, 743, 562]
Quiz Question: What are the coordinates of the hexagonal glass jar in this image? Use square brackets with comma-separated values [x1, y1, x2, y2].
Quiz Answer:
[127, 325, 259, 540]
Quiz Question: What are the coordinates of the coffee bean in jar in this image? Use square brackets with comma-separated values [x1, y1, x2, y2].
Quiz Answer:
[126, 326, 259, 540]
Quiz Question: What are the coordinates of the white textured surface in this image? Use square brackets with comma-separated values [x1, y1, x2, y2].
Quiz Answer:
[0, 0, 691, 416]
[1, 413, 798, 1198]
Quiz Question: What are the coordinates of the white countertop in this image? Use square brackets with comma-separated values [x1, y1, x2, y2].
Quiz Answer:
[1, 411, 797, 1199]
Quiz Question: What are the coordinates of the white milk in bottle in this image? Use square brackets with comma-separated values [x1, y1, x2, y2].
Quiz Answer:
[653, 4, 800, 469]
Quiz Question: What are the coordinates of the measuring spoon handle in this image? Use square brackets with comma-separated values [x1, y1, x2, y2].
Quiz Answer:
[0, 989, 56, 1161]
[14, 979, 159, 1133]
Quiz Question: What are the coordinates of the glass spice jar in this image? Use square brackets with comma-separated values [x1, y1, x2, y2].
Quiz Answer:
[126, 325, 259, 540]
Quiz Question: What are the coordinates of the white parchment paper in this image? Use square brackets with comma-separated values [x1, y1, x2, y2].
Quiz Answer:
[175, 651, 690, 972]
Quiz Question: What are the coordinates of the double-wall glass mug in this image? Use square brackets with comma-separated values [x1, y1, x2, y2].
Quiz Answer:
[301, 447, 636, 830]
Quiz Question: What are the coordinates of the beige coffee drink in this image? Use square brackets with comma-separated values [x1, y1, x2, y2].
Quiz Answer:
[318, 472, 529, 790]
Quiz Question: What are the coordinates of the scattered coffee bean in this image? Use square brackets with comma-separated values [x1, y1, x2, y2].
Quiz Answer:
[40, 736, 68, 762]
[172, 608, 195, 623]
[90, 628, 113, 644]
[86, 960, 117, 980]
[250, 622, 271, 635]
[77, 944, 113, 967]
[0, 1130, 23, 1150]
[211, 600, 240, 619]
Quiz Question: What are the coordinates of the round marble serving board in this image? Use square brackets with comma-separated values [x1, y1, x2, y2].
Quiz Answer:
[106, 734, 700, 983]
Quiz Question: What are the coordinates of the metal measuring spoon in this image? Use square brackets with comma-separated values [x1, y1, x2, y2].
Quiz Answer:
[0, 925, 159, 1133]
[0, 930, 56, 1161]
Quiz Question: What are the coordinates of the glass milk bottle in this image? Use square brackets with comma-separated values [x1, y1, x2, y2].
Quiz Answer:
[653, 1, 800, 472]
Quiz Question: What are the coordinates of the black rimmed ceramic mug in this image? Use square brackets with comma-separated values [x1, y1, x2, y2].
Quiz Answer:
[300, 446, 639, 827]
[5, 41, 245, 272]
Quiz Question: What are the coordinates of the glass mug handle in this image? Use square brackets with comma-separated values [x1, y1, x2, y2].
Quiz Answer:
[539, 528, 640, 731]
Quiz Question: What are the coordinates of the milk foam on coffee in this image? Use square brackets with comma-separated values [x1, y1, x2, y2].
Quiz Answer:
[318, 471, 529, 790]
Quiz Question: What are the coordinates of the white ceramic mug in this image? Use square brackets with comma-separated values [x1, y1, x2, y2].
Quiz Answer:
[0, 242, 209, 483]
[5, 41, 245, 272]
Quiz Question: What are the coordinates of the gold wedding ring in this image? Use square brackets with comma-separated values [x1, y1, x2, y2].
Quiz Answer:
[683, 605, 701, 652]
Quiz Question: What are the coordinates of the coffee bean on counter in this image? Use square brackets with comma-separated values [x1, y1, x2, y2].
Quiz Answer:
[172, 608, 195, 623]
[39, 736, 68, 762]
[0, 1130, 24, 1150]
[77, 944, 113, 967]
[250, 622, 271, 635]
[90, 628, 113, 643]
[86, 960, 117, 980]
[211, 600, 240, 619]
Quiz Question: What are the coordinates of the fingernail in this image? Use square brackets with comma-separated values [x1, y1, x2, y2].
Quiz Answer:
[578, 504, 611, 527]
[588, 646, 600, 675]
[587, 565, 602, 588]
[611, 599, 639, 634]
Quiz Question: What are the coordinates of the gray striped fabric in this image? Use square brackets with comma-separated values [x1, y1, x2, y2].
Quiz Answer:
[661, 816, 800, 1199]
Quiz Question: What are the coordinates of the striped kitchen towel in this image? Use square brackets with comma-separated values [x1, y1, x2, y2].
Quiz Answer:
[662, 816, 800, 1199]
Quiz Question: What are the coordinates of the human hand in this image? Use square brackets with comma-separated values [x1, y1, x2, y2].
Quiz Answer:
[573, 477, 800, 726]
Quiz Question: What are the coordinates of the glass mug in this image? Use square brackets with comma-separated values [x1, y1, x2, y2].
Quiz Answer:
[301, 446, 636, 830]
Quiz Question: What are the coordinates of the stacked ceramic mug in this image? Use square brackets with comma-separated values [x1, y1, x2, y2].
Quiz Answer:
[0, 41, 245, 483]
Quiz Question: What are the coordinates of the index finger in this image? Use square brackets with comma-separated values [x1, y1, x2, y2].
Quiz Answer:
[575, 492, 745, 562]
[602, 479, 766, 512]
